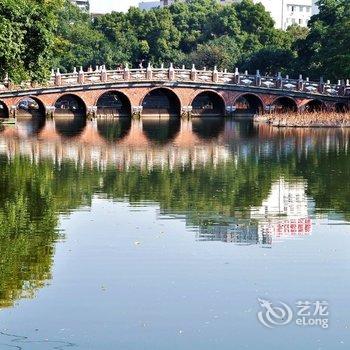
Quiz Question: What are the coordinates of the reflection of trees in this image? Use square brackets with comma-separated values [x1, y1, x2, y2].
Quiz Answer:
[1, 131, 350, 307]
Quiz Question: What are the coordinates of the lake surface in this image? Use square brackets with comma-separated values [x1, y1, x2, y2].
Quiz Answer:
[0, 117, 349, 349]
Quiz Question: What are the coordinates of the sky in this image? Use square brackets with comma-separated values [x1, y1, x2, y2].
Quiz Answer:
[90, 0, 144, 13]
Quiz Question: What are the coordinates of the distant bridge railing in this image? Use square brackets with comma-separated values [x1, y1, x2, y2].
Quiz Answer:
[1, 64, 350, 97]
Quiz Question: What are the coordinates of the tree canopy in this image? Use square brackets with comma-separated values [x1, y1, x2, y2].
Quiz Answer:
[0, 0, 349, 82]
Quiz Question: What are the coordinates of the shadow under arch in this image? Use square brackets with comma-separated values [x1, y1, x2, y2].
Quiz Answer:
[271, 97, 298, 113]
[0, 100, 9, 118]
[234, 94, 264, 116]
[335, 102, 349, 113]
[191, 91, 226, 117]
[55, 117, 87, 138]
[96, 91, 131, 117]
[192, 117, 225, 140]
[304, 99, 326, 113]
[141, 88, 181, 117]
[97, 118, 132, 142]
[142, 118, 181, 144]
[17, 96, 46, 118]
[54, 94, 87, 117]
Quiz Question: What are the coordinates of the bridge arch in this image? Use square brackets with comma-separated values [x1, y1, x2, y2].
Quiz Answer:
[54, 94, 87, 117]
[234, 93, 264, 116]
[17, 96, 46, 117]
[303, 99, 326, 113]
[271, 97, 298, 113]
[141, 87, 181, 117]
[0, 100, 9, 118]
[191, 90, 226, 117]
[95, 90, 131, 117]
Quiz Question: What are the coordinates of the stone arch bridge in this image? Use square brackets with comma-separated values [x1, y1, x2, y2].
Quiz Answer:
[0, 64, 349, 118]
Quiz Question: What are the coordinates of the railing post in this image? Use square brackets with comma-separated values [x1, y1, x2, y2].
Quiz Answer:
[55, 68, 61, 86]
[124, 64, 130, 80]
[212, 66, 219, 83]
[191, 64, 197, 81]
[297, 74, 304, 91]
[78, 66, 85, 84]
[101, 65, 107, 82]
[169, 63, 175, 80]
[255, 70, 261, 86]
[146, 62, 153, 80]
[276, 72, 282, 89]
[318, 77, 325, 94]
[234, 68, 240, 84]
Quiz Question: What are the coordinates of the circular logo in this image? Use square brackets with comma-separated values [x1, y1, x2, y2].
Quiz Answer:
[257, 298, 293, 328]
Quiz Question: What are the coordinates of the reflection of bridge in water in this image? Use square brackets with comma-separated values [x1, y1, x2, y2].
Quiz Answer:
[0, 119, 231, 170]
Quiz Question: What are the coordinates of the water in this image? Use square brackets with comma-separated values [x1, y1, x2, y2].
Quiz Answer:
[0, 117, 349, 349]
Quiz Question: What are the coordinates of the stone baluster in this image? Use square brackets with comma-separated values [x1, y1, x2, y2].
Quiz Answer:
[191, 64, 197, 81]
[212, 66, 219, 83]
[88, 66, 93, 73]
[55, 68, 61, 86]
[101, 65, 107, 82]
[124, 63, 130, 80]
[146, 62, 153, 80]
[297, 74, 304, 91]
[276, 72, 282, 89]
[255, 70, 261, 86]
[318, 77, 325, 94]
[4, 72, 9, 88]
[169, 63, 175, 80]
[78, 66, 85, 84]
[234, 67, 240, 84]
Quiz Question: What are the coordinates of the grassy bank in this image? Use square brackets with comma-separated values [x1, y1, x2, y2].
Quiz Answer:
[255, 113, 350, 128]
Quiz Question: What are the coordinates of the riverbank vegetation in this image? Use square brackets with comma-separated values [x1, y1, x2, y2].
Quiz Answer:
[0, 0, 349, 83]
[256, 113, 350, 128]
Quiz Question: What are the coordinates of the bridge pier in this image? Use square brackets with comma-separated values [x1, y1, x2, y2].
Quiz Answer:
[181, 106, 193, 119]
[132, 106, 143, 119]
[45, 106, 56, 119]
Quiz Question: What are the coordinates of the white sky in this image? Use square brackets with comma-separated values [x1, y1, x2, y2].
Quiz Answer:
[90, 0, 145, 13]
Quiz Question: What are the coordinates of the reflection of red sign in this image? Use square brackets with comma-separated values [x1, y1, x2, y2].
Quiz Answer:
[261, 218, 312, 239]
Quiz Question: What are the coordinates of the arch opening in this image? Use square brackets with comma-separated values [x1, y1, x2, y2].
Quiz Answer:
[17, 97, 45, 118]
[234, 94, 263, 116]
[335, 103, 349, 113]
[0, 101, 9, 118]
[191, 91, 225, 117]
[271, 97, 298, 114]
[304, 100, 325, 113]
[142, 88, 181, 117]
[96, 91, 131, 117]
[54, 94, 86, 117]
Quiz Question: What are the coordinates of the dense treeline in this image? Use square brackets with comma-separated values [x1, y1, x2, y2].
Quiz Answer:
[0, 0, 349, 83]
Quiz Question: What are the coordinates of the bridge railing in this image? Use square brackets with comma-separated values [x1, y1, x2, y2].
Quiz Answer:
[2, 64, 350, 97]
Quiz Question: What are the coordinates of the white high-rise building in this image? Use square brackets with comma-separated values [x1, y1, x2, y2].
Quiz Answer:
[70, 0, 90, 12]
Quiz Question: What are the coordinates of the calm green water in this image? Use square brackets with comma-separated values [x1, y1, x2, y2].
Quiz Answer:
[0, 118, 349, 349]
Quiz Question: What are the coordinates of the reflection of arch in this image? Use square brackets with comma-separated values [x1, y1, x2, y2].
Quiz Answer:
[304, 99, 326, 113]
[143, 118, 181, 144]
[54, 94, 87, 117]
[192, 118, 225, 140]
[335, 103, 348, 113]
[271, 97, 298, 113]
[0, 100, 9, 118]
[191, 91, 225, 117]
[97, 119, 132, 142]
[17, 96, 45, 117]
[96, 91, 131, 117]
[141, 88, 181, 117]
[234, 94, 264, 116]
[55, 117, 87, 137]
